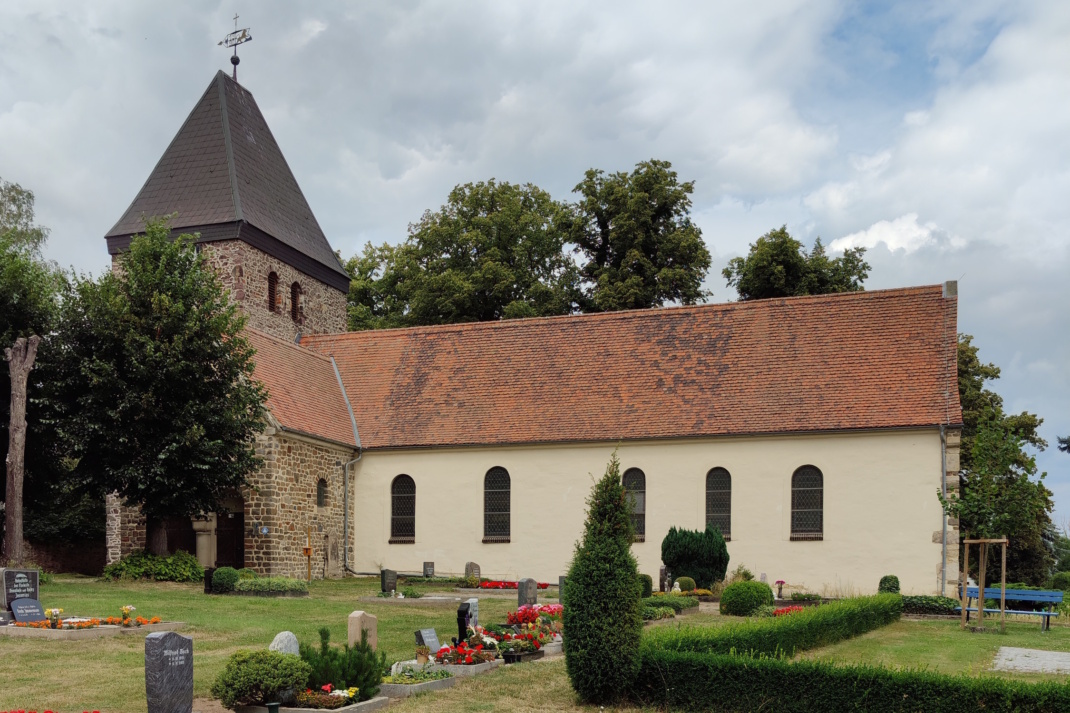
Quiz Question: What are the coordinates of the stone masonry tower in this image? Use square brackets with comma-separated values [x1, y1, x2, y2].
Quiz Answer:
[105, 70, 349, 341]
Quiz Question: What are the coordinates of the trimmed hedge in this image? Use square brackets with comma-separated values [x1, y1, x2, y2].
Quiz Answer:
[630, 648, 1070, 712]
[102, 549, 204, 583]
[676, 576, 696, 592]
[720, 580, 774, 616]
[901, 595, 959, 615]
[213, 566, 240, 593]
[642, 595, 698, 612]
[878, 575, 900, 594]
[211, 649, 311, 709]
[640, 574, 653, 598]
[643, 594, 902, 658]
[233, 577, 308, 595]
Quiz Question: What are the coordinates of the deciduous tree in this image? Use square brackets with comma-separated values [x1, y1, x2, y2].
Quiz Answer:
[722, 226, 869, 300]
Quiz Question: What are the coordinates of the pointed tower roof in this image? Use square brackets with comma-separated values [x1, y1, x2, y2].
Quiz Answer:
[105, 71, 349, 291]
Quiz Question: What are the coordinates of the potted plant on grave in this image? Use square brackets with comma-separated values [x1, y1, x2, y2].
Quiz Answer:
[415, 645, 430, 665]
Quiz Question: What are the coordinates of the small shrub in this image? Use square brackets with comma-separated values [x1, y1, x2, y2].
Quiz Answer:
[1049, 572, 1070, 591]
[102, 549, 204, 583]
[642, 595, 699, 612]
[720, 580, 774, 616]
[300, 628, 387, 702]
[563, 453, 643, 705]
[790, 591, 821, 602]
[234, 577, 308, 595]
[878, 575, 900, 594]
[640, 574, 653, 598]
[692, 588, 713, 597]
[728, 564, 754, 582]
[211, 649, 311, 709]
[237, 567, 259, 580]
[462, 575, 480, 588]
[642, 606, 675, 621]
[401, 586, 423, 598]
[675, 576, 696, 592]
[901, 595, 960, 615]
[660, 525, 730, 589]
[753, 605, 776, 618]
[213, 566, 240, 593]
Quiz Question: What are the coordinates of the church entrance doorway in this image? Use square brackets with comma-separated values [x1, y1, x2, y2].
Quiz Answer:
[214, 494, 245, 569]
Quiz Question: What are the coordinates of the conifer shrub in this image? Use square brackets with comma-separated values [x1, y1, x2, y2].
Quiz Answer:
[660, 525, 729, 588]
[640, 573, 653, 598]
[563, 453, 643, 705]
[212, 566, 240, 593]
[719, 580, 774, 616]
[211, 649, 311, 709]
[676, 576, 696, 592]
[300, 628, 386, 702]
[878, 574, 900, 594]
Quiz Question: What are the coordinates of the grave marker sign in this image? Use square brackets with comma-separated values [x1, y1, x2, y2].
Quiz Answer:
[518, 578, 538, 607]
[145, 631, 194, 713]
[2, 569, 39, 611]
[464, 562, 480, 580]
[380, 569, 397, 593]
[415, 628, 441, 652]
[10, 598, 44, 622]
[423, 562, 435, 578]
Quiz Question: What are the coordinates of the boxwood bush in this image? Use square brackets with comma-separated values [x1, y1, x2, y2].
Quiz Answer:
[642, 595, 698, 612]
[212, 566, 240, 593]
[102, 549, 204, 583]
[233, 577, 308, 595]
[720, 580, 774, 616]
[629, 648, 1070, 712]
[675, 576, 696, 592]
[643, 594, 902, 658]
[211, 649, 311, 709]
[878, 575, 900, 594]
[901, 595, 959, 615]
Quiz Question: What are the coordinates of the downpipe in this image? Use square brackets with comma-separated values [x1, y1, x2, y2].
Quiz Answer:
[940, 425, 947, 598]
[343, 449, 362, 577]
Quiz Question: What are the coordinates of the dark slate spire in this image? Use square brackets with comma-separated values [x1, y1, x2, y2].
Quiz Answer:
[105, 71, 349, 291]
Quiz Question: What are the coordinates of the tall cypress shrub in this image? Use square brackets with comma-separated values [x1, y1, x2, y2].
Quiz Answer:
[661, 524, 730, 588]
[563, 453, 642, 704]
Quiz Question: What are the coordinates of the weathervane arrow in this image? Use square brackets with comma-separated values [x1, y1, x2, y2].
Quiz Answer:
[219, 14, 252, 81]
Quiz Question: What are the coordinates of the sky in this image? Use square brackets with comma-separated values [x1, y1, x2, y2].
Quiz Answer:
[2, 1, 1067, 525]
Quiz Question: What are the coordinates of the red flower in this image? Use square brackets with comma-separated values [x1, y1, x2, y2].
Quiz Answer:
[322, 683, 333, 693]
[465, 655, 473, 663]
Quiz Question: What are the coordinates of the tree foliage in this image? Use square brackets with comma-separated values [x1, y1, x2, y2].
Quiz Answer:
[562, 453, 643, 704]
[722, 225, 870, 300]
[660, 524, 729, 589]
[571, 159, 711, 311]
[347, 180, 581, 329]
[1, 177, 49, 251]
[39, 219, 266, 548]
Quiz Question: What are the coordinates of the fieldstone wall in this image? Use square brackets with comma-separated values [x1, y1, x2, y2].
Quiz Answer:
[202, 240, 348, 341]
[105, 493, 146, 564]
[243, 430, 353, 579]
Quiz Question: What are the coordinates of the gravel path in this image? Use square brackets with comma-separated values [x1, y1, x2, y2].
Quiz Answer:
[990, 647, 1070, 674]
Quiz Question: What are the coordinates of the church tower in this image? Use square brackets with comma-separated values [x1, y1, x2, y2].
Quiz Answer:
[104, 71, 349, 341]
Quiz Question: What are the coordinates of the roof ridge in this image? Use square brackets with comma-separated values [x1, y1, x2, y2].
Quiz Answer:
[217, 72, 243, 222]
[246, 327, 334, 364]
[301, 283, 947, 343]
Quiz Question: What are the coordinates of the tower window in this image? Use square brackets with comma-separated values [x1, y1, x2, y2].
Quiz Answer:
[290, 282, 303, 323]
[267, 272, 279, 313]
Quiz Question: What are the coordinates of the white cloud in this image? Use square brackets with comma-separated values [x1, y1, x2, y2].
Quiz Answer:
[832, 213, 965, 253]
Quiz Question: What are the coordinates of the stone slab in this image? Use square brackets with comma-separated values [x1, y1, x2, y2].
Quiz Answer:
[0, 621, 186, 639]
[2, 569, 39, 610]
[237, 696, 389, 713]
[11, 598, 45, 622]
[990, 647, 1070, 674]
[380, 677, 456, 698]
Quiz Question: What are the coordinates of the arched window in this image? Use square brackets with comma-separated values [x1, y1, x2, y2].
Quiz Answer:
[390, 475, 416, 543]
[316, 478, 328, 507]
[622, 467, 646, 542]
[483, 466, 511, 543]
[706, 467, 731, 540]
[290, 282, 303, 323]
[267, 272, 279, 312]
[791, 465, 823, 541]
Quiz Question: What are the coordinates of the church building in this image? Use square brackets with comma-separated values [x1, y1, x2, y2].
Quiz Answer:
[103, 71, 964, 595]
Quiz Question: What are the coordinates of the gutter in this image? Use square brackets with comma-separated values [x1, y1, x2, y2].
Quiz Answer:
[330, 356, 363, 577]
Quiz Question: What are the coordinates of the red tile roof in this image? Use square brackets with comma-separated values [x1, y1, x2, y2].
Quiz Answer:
[246, 329, 357, 448]
[300, 285, 961, 450]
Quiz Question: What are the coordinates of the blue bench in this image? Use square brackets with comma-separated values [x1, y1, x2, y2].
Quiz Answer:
[956, 586, 1063, 631]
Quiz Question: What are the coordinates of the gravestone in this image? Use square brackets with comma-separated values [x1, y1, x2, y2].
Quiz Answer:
[348, 610, 378, 649]
[518, 578, 538, 607]
[456, 602, 470, 643]
[10, 598, 45, 622]
[760, 573, 767, 584]
[659, 566, 672, 592]
[145, 631, 193, 713]
[423, 561, 435, 578]
[268, 631, 299, 656]
[415, 628, 441, 652]
[559, 575, 566, 594]
[2, 569, 39, 611]
[380, 568, 397, 593]
[466, 598, 479, 628]
[0, 610, 11, 626]
[464, 561, 480, 580]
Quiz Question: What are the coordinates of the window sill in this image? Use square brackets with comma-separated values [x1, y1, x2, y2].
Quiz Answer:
[633, 536, 646, 543]
[388, 538, 415, 544]
[790, 534, 823, 541]
[482, 537, 511, 544]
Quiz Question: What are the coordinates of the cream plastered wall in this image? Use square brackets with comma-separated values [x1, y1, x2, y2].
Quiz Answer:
[350, 429, 952, 595]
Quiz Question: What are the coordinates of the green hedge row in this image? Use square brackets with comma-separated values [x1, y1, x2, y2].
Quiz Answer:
[641, 595, 698, 612]
[234, 577, 309, 594]
[643, 594, 902, 658]
[630, 649, 1070, 712]
[102, 549, 203, 583]
[901, 595, 959, 615]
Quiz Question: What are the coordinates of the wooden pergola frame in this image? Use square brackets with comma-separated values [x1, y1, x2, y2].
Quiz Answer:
[960, 537, 1008, 632]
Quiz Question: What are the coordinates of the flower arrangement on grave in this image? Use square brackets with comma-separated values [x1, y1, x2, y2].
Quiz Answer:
[495, 631, 542, 654]
[44, 608, 63, 628]
[773, 605, 804, 617]
[478, 580, 551, 590]
[434, 640, 495, 665]
[775, 580, 786, 598]
[120, 604, 136, 625]
[505, 605, 561, 638]
[293, 683, 359, 709]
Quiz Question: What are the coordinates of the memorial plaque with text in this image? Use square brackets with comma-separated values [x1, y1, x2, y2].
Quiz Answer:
[11, 598, 45, 623]
[2, 569, 39, 610]
[518, 578, 538, 607]
[423, 562, 434, 578]
[415, 628, 441, 652]
[145, 631, 194, 713]
[380, 569, 397, 593]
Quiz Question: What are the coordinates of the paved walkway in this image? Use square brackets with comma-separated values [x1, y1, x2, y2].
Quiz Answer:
[990, 647, 1070, 674]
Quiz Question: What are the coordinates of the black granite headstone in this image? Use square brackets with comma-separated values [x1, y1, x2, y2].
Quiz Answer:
[456, 602, 470, 643]
[415, 628, 441, 652]
[422, 562, 434, 578]
[380, 568, 397, 593]
[2, 569, 39, 610]
[558, 575, 566, 593]
[10, 598, 45, 622]
[0, 610, 11, 626]
[518, 577, 538, 607]
[464, 561, 480, 580]
[145, 631, 194, 713]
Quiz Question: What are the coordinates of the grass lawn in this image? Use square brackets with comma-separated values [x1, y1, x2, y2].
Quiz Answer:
[3, 578, 1069, 712]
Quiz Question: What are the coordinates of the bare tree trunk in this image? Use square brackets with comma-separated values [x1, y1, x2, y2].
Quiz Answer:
[4, 336, 40, 566]
[147, 518, 169, 556]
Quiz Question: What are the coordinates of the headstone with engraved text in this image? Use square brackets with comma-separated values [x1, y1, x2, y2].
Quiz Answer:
[465, 598, 479, 628]
[11, 598, 45, 622]
[423, 562, 435, 578]
[464, 562, 480, 581]
[518, 578, 538, 607]
[380, 569, 397, 593]
[415, 628, 441, 652]
[348, 610, 378, 649]
[2, 569, 39, 611]
[145, 631, 194, 713]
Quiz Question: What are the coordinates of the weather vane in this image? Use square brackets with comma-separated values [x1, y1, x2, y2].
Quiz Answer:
[218, 14, 252, 81]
